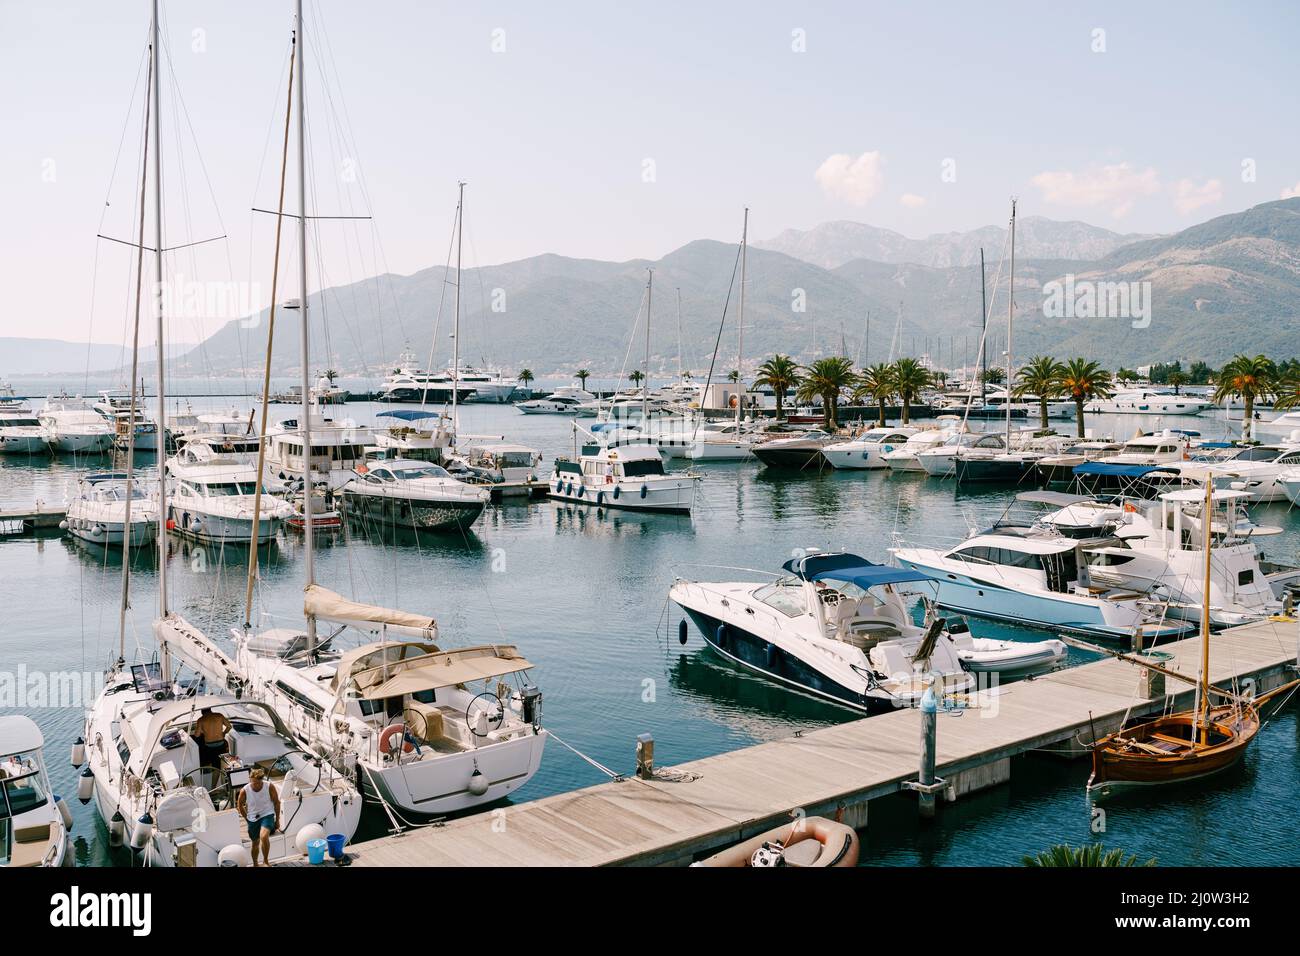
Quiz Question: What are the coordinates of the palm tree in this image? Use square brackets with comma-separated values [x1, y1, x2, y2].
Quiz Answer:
[1213, 354, 1278, 441]
[323, 368, 339, 383]
[981, 367, 1006, 387]
[1115, 367, 1138, 387]
[796, 356, 855, 430]
[517, 368, 534, 390]
[727, 369, 740, 383]
[1023, 844, 1156, 868]
[890, 358, 933, 425]
[629, 370, 645, 388]
[753, 354, 800, 421]
[576, 368, 591, 389]
[853, 363, 896, 426]
[1055, 358, 1113, 438]
[1272, 369, 1300, 411]
[1167, 370, 1188, 395]
[1013, 355, 1065, 431]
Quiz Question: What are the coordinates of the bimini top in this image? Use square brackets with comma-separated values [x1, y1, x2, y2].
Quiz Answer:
[377, 410, 443, 422]
[1072, 462, 1178, 478]
[333, 641, 533, 699]
[781, 551, 935, 589]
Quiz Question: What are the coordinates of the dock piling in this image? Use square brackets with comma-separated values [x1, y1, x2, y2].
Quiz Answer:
[635, 733, 655, 780]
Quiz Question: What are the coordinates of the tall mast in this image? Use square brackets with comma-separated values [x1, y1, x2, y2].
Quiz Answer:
[675, 287, 683, 383]
[642, 269, 652, 420]
[1195, 479, 1213, 743]
[151, 0, 168, 627]
[452, 181, 464, 429]
[295, 0, 315, 648]
[1005, 200, 1015, 446]
[979, 247, 987, 404]
[737, 207, 748, 427]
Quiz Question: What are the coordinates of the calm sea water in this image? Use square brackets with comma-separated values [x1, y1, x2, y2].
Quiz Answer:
[3, 399, 1297, 867]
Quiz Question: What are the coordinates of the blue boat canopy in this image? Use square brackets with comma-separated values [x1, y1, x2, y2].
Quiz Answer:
[781, 552, 935, 589]
[376, 410, 442, 421]
[1072, 462, 1177, 477]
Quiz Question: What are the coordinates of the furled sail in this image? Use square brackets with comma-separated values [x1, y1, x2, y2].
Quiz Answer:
[304, 584, 438, 639]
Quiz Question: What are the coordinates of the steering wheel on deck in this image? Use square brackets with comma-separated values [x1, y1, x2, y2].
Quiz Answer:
[819, 589, 842, 606]
[466, 692, 505, 738]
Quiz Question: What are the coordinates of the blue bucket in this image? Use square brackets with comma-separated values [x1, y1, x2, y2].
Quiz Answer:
[306, 838, 327, 864]
[326, 833, 347, 859]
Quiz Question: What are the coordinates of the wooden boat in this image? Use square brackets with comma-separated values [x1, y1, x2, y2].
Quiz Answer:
[1083, 479, 1300, 796]
[692, 816, 859, 867]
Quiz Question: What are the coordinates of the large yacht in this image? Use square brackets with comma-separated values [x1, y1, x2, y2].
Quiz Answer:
[93, 388, 163, 452]
[166, 444, 295, 544]
[0, 406, 51, 455]
[264, 411, 369, 491]
[1084, 388, 1213, 416]
[516, 386, 595, 414]
[39, 394, 115, 454]
[378, 349, 516, 404]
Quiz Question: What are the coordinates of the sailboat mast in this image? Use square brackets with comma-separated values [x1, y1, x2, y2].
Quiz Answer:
[643, 269, 652, 420]
[1005, 200, 1015, 446]
[979, 247, 987, 404]
[295, 0, 316, 646]
[737, 207, 748, 427]
[1196, 479, 1213, 742]
[675, 287, 683, 383]
[151, 0, 169, 626]
[452, 181, 464, 428]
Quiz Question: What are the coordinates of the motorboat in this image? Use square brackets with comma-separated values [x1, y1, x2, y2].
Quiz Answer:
[671, 552, 978, 712]
[1254, 412, 1300, 440]
[1, 716, 71, 867]
[1106, 429, 1193, 465]
[1167, 441, 1300, 502]
[93, 388, 163, 452]
[891, 525, 1192, 641]
[683, 421, 765, 462]
[882, 428, 956, 472]
[62, 471, 159, 548]
[550, 442, 699, 513]
[915, 432, 1008, 477]
[39, 394, 114, 454]
[230, 587, 548, 817]
[516, 386, 595, 414]
[1085, 389, 1213, 416]
[1035, 440, 1122, 484]
[751, 430, 835, 471]
[954, 434, 1074, 485]
[264, 411, 369, 491]
[822, 427, 920, 470]
[370, 409, 455, 464]
[0, 407, 51, 455]
[342, 458, 488, 531]
[452, 441, 542, 486]
[166, 444, 295, 544]
[378, 349, 515, 403]
[693, 817, 860, 868]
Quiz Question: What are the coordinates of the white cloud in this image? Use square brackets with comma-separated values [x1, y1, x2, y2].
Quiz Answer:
[815, 151, 884, 205]
[1282, 181, 1300, 199]
[1030, 162, 1161, 218]
[899, 193, 927, 208]
[1172, 177, 1223, 215]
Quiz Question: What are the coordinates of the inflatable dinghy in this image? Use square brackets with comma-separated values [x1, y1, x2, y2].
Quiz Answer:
[692, 817, 859, 867]
[955, 636, 1067, 676]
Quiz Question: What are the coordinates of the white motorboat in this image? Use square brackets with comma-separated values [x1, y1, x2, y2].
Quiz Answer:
[882, 428, 956, 472]
[264, 410, 369, 491]
[1035, 439, 1122, 484]
[378, 349, 516, 403]
[370, 408, 455, 464]
[342, 458, 488, 531]
[822, 427, 920, 470]
[0, 406, 51, 455]
[516, 386, 595, 414]
[166, 444, 295, 544]
[93, 388, 163, 451]
[62, 471, 159, 548]
[1254, 412, 1300, 440]
[39, 394, 114, 454]
[670, 551, 977, 712]
[683, 421, 764, 461]
[550, 442, 699, 513]
[915, 432, 1008, 477]
[232, 587, 548, 817]
[1167, 441, 1300, 502]
[1, 716, 72, 867]
[1105, 428, 1194, 465]
[1085, 389, 1213, 416]
[452, 441, 542, 485]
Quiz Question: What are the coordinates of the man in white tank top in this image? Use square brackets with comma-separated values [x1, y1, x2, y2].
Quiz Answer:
[236, 767, 281, 866]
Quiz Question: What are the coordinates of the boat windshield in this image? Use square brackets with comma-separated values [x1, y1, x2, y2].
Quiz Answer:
[391, 465, 451, 480]
[205, 481, 263, 496]
[0, 753, 49, 817]
[753, 581, 807, 617]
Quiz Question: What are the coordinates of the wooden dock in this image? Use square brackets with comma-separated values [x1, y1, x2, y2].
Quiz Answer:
[0, 504, 65, 535]
[333, 618, 1298, 867]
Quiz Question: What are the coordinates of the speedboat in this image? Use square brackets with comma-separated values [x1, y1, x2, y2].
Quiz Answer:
[62, 472, 159, 548]
[1167, 442, 1300, 502]
[230, 587, 548, 817]
[915, 432, 1007, 477]
[370, 409, 455, 464]
[882, 428, 955, 472]
[891, 526, 1191, 641]
[1035, 440, 1122, 484]
[0, 407, 51, 455]
[670, 551, 977, 712]
[39, 394, 114, 454]
[341, 458, 489, 531]
[166, 444, 295, 544]
[452, 441, 542, 486]
[1, 716, 72, 867]
[516, 386, 595, 414]
[1085, 389, 1212, 416]
[821, 427, 919, 470]
[751, 430, 835, 471]
[550, 442, 699, 513]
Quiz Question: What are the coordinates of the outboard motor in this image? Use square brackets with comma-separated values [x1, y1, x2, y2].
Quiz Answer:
[520, 683, 543, 729]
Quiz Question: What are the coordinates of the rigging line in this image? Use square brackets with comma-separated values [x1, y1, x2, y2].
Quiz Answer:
[690, 235, 745, 445]
[420, 207, 460, 411]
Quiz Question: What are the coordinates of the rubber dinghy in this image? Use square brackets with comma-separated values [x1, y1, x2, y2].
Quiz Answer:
[954, 635, 1067, 676]
[692, 817, 860, 868]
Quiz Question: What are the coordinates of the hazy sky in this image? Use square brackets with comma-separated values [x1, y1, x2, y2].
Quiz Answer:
[2, 0, 1298, 348]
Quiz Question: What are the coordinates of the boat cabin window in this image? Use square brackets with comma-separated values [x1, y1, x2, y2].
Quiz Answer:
[274, 681, 323, 719]
[0, 755, 49, 817]
[391, 465, 452, 480]
[205, 481, 262, 496]
[951, 546, 1043, 571]
[620, 458, 665, 477]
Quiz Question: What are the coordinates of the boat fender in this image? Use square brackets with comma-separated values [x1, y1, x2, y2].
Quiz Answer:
[55, 795, 74, 831]
[715, 624, 727, 648]
[295, 823, 325, 856]
[597, 491, 604, 506]
[378, 723, 414, 756]
[640, 484, 648, 499]
[468, 767, 490, 797]
[92, 524, 106, 538]
[678, 619, 688, 645]
[946, 618, 969, 634]
[130, 811, 155, 850]
[218, 843, 252, 867]
[612, 485, 620, 499]
[109, 810, 125, 847]
[59, 519, 68, 530]
[70, 736, 85, 767]
[76, 766, 94, 804]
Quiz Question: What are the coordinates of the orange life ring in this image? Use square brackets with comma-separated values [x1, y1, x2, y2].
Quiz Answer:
[729, 395, 738, 408]
[378, 723, 413, 756]
[356, 463, 368, 474]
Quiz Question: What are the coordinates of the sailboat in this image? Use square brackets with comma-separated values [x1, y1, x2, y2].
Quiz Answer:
[1079, 479, 1299, 795]
[78, 0, 362, 867]
[226, 4, 548, 820]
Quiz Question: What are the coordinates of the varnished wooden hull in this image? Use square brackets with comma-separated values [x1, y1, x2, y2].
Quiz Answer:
[1088, 706, 1259, 795]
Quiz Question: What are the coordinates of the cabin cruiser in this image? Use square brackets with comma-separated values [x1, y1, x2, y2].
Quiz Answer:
[368, 409, 455, 464]
[822, 427, 919, 470]
[682, 420, 766, 461]
[230, 587, 547, 816]
[1255, 412, 1300, 440]
[882, 428, 955, 472]
[1167, 441, 1300, 502]
[62, 471, 159, 548]
[550, 442, 699, 513]
[39, 394, 114, 454]
[452, 441, 542, 486]
[1, 716, 71, 867]
[264, 412, 369, 491]
[891, 523, 1191, 640]
[172, 412, 260, 462]
[954, 434, 1075, 484]
[1035, 439, 1122, 484]
[516, 386, 595, 414]
[78, 651, 361, 867]
[1085, 389, 1213, 416]
[915, 432, 1008, 477]
[378, 350, 516, 403]
[270, 376, 348, 406]
[342, 459, 488, 531]
[1075, 488, 1300, 628]
[93, 389, 163, 452]
[1104, 429, 1193, 466]
[0, 407, 50, 454]
[751, 430, 836, 471]
[670, 552, 979, 712]
[166, 444, 295, 544]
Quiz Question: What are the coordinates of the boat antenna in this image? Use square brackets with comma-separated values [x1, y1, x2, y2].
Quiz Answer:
[295, 0, 316, 652]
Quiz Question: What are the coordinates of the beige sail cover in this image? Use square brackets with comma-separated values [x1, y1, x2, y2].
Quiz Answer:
[304, 584, 438, 638]
[333, 642, 532, 697]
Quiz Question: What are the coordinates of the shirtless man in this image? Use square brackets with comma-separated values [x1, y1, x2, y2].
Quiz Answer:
[192, 707, 232, 770]
[236, 768, 281, 866]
